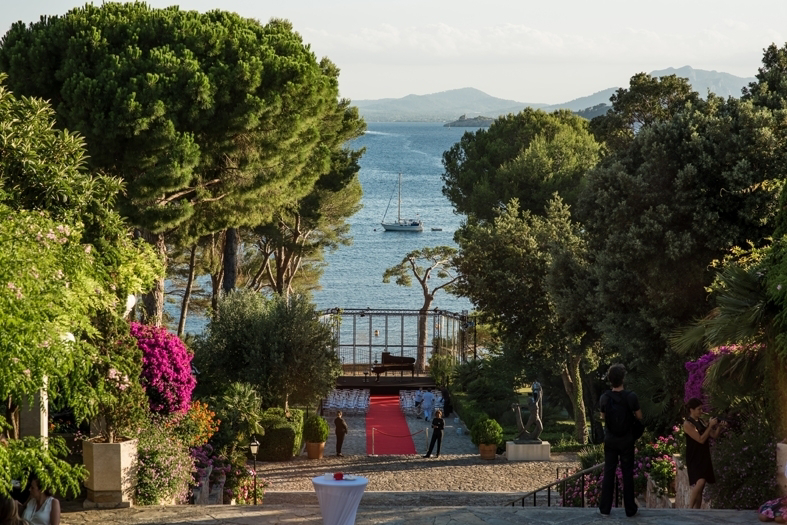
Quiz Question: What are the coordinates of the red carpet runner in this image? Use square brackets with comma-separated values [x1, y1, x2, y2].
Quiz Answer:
[365, 395, 417, 455]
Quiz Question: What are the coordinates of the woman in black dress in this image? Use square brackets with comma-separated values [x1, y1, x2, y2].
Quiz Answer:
[683, 398, 725, 508]
[423, 409, 445, 458]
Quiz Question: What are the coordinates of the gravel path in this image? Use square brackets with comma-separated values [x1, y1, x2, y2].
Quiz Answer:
[257, 411, 579, 496]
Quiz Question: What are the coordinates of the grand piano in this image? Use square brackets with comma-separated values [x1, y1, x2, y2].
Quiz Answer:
[371, 352, 415, 381]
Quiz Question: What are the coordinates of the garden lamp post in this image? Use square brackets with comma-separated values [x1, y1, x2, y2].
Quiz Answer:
[249, 439, 260, 505]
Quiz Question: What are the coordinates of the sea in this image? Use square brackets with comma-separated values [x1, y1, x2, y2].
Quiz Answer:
[312, 122, 476, 314]
[175, 121, 479, 335]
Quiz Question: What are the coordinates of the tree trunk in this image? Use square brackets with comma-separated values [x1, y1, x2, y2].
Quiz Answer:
[136, 229, 166, 326]
[416, 305, 431, 373]
[223, 228, 238, 293]
[560, 354, 588, 445]
[177, 244, 198, 336]
[4, 396, 19, 440]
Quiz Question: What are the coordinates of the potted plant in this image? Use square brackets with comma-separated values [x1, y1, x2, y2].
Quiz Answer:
[303, 414, 330, 459]
[471, 418, 502, 460]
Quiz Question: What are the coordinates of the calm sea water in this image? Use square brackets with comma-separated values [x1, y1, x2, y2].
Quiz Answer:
[173, 122, 477, 335]
[312, 122, 476, 313]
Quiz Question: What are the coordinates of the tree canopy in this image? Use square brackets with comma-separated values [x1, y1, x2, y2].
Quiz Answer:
[0, 3, 360, 321]
[441, 108, 600, 220]
[193, 290, 340, 410]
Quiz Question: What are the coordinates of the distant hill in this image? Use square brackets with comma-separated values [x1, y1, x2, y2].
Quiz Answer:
[649, 65, 755, 98]
[353, 67, 757, 122]
[353, 87, 544, 122]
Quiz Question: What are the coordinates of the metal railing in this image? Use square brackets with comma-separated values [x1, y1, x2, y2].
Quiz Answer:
[506, 463, 621, 508]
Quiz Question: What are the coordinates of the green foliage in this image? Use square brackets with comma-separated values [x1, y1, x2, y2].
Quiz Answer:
[209, 382, 264, 459]
[195, 291, 340, 409]
[302, 414, 330, 443]
[589, 72, 701, 152]
[578, 443, 605, 470]
[470, 418, 503, 446]
[449, 392, 487, 436]
[241, 116, 366, 296]
[0, 5, 348, 241]
[649, 457, 676, 497]
[708, 415, 780, 509]
[258, 408, 303, 461]
[135, 416, 195, 505]
[442, 108, 600, 220]
[0, 436, 87, 498]
[428, 352, 455, 388]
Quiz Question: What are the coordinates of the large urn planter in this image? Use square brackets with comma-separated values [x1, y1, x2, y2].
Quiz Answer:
[306, 441, 326, 459]
[82, 438, 137, 508]
[478, 444, 497, 460]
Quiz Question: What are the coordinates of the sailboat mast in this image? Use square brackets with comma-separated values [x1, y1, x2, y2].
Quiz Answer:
[398, 173, 402, 222]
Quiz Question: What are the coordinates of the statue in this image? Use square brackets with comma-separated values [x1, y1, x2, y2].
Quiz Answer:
[511, 397, 543, 443]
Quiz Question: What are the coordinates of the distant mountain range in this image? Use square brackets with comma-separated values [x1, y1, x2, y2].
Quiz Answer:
[353, 66, 757, 122]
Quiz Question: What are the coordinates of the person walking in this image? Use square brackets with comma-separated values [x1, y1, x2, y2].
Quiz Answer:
[683, 398, 725, 509]
[334, 411, 348, 457]
[598, 363, 643, 518]
[423, 409, 445, 458]
[414, 388, 424, 419]
[421, 389, 435, 422]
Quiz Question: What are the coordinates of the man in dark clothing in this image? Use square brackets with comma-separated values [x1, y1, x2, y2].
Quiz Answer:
[598, 363, 643, 518]
[334, 411, 348, 457]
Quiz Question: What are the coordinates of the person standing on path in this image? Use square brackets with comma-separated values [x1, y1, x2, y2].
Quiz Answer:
[334, 411, 348, 457]
[421, 389, 435, 422]
[423, 409, 445, 458]
[683, 398, 724, 509]
[415, 388, 424, 418]
[598, 363, 642, 518]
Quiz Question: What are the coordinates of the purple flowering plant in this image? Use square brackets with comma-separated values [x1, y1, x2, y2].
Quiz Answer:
[684, 346, 735, 407]
[131, 322, 196, 415]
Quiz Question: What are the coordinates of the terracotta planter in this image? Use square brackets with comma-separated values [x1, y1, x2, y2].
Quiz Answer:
[778, 442, 787, 497]
[479, 444, 497, 460]
[306, 441, 326, 459]
[82, 438, 137, 508]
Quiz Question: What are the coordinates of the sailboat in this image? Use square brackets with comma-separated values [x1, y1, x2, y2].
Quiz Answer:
[381, 173, 423, 232]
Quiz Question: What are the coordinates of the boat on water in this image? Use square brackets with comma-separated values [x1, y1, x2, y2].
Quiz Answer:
[381, 173, 423, 232]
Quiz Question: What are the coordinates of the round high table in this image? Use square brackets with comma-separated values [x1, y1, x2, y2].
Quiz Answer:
[311, 475, 368, 525]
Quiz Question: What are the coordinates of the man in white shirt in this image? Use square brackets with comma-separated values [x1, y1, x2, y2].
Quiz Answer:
[421, 390, 435, 422]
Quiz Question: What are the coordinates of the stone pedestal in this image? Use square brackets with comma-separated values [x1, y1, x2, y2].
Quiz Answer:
[83, 439, 137, 508]
[506, 441, 550, 461]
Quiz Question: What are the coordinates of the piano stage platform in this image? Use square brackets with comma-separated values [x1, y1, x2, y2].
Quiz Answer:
[335, 375, 436, 395]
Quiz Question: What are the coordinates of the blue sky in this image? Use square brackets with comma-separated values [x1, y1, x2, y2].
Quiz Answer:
[2, 0, 784, 104]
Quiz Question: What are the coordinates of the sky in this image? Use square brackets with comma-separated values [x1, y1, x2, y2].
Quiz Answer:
[1, 0, 785, 104]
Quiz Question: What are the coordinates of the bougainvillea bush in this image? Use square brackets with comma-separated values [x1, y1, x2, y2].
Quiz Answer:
[684, 346, 734, 406]
[131, 322, 196, 415]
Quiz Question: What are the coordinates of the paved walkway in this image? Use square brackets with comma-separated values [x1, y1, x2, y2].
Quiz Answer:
[60, 504, 765, 524]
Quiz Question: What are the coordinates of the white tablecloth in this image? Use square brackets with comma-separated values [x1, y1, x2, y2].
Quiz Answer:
[311, 475, 368, 525]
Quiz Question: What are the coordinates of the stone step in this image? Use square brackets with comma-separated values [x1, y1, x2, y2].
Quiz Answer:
[264, 490, 553, 507]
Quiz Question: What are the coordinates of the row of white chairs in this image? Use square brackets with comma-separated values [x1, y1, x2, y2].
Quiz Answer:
[323, 388, 370, 416]
[399, 389, 444, 416]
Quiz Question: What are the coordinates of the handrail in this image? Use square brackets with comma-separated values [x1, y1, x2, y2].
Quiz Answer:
[506, 462, 621, 508]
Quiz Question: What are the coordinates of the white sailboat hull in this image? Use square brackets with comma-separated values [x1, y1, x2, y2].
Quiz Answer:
[381, 219, 423, 232]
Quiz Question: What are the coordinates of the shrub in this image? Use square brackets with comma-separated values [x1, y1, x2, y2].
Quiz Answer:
[233, 466, 271, 505]
[471, 418, 503, 446]
[578, 444, 604, 470]
[172, 400, 220, 448]
[135, 416, 195, 505]
[258, 408, 304, 461]
[303, 414, 330, 443]
[708, 415, 779, 509]
[131, 322, 196, 415]
[684, 346, 733, 406]
[649, 456, 677, 497]
[190, 443, 231, 501]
